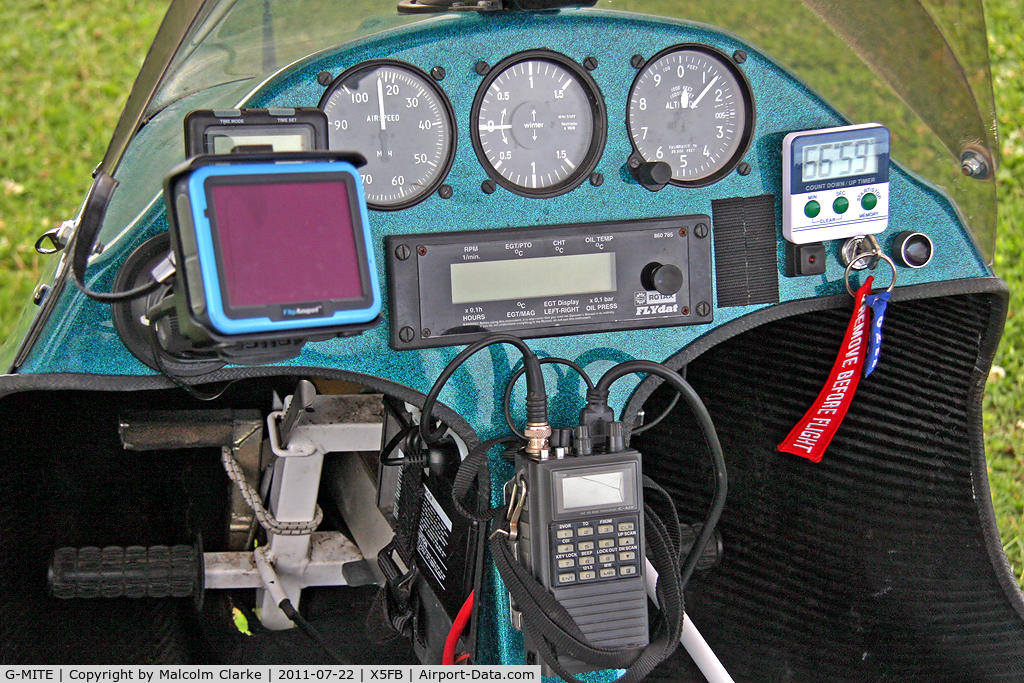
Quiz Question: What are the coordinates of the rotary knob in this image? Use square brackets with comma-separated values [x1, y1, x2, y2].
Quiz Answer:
[632, 161, 673, 191]
[641, 262, 683, 295]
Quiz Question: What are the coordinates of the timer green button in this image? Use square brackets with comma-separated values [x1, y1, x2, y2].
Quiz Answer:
[804, 200, 821, 218]
[833, 196, 850, 214]
[862, 193, 878, 210]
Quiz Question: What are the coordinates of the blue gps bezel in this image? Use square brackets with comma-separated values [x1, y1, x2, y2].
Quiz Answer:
[184, 160, 380, 336]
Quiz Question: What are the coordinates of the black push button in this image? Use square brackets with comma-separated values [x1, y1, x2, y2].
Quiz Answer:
[785, 241, 826, 277]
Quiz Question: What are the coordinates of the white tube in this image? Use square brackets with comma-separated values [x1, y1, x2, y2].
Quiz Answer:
[253, 546, 290, 607]
[680, 612, 736, 683]
[645, 558, 737, 683]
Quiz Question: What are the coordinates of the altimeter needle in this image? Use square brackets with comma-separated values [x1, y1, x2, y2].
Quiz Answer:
[689, 75, 719, 109]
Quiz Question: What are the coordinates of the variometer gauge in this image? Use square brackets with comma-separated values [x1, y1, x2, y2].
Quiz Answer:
[319, 60, 456, 210]
[471, 50, 606, 198]
[627, 45, 755, 188]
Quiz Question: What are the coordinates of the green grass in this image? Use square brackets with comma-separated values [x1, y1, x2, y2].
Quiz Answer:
[0, 0, 169, 336]
[982, 0, 1024, 585]
[1, 0, 1023, 586]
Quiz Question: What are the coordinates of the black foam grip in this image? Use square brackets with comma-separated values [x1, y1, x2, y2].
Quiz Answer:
[48, 545, 201, 600]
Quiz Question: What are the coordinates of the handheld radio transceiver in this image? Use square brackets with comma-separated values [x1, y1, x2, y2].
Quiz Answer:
[510, 445, 648, 675]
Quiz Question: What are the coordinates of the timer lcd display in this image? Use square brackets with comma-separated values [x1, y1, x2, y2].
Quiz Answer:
[800, 137, 880, 182]
[208, 127, 312, 154]
[208, 178, 365, 310]
[183, 108, 328, 158]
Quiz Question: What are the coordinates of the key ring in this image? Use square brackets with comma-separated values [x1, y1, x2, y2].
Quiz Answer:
[844, 250, 897, 296]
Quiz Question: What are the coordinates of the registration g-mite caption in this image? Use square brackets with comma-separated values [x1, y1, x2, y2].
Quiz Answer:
[1, 669, 540, 683]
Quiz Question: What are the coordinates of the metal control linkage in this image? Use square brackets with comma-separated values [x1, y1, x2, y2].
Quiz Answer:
[278, 379, 317, 449]
[120, 409, 265, 551]
[255, 383, 385, 629]
[82, 389, 386, 632]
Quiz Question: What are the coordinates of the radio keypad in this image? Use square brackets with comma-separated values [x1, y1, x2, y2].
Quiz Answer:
[549, 515, 640, 585]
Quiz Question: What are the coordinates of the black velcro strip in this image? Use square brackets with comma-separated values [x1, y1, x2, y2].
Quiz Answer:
[711, 195, 780, 307]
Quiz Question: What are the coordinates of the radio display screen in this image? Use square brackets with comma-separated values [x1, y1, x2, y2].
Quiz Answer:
[449, 252, 616, 304]
[553, 462, 638, 515]
[560, 470, 627, 510]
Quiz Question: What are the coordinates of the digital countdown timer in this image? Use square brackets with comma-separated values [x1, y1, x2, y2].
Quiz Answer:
[782, 123, 890, 244]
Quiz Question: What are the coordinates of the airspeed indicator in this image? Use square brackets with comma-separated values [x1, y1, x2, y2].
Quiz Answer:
[319, 60, 456, 210]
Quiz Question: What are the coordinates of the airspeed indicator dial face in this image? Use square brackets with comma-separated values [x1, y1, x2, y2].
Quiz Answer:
[319, 60, 456, 210]
[471, 50, 606, 198]
[628, 45, 754, 187]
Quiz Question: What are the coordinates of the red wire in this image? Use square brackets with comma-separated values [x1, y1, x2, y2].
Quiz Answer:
[442, 589, 475, 665]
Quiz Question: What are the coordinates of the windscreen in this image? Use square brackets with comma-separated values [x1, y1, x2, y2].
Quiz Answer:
[122, 0, 998, 259]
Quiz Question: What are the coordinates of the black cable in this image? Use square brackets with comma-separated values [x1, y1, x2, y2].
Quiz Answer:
[625, 364, 687, 436]
[379, 424, 420, 466]
[451, 436, 518, 523]
[66, 174, 166, 303]
[502, 357, 594, 439]
[72, 267, 164, 302]
[419, 333, 546, 445]
[631, 391, 680, 435]
[145, 306, 233, 401]
[595, 360, 727, 592]
[278, 599, 352, 665]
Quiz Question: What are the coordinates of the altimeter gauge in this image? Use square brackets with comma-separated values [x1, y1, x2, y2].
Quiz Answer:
[627, 45, 755, 188]
[471, 50, 606, 198]
[319, 59, 456, 210]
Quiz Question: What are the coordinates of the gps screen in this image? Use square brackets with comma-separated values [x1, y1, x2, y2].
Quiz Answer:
[207, 177, 365, 311]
